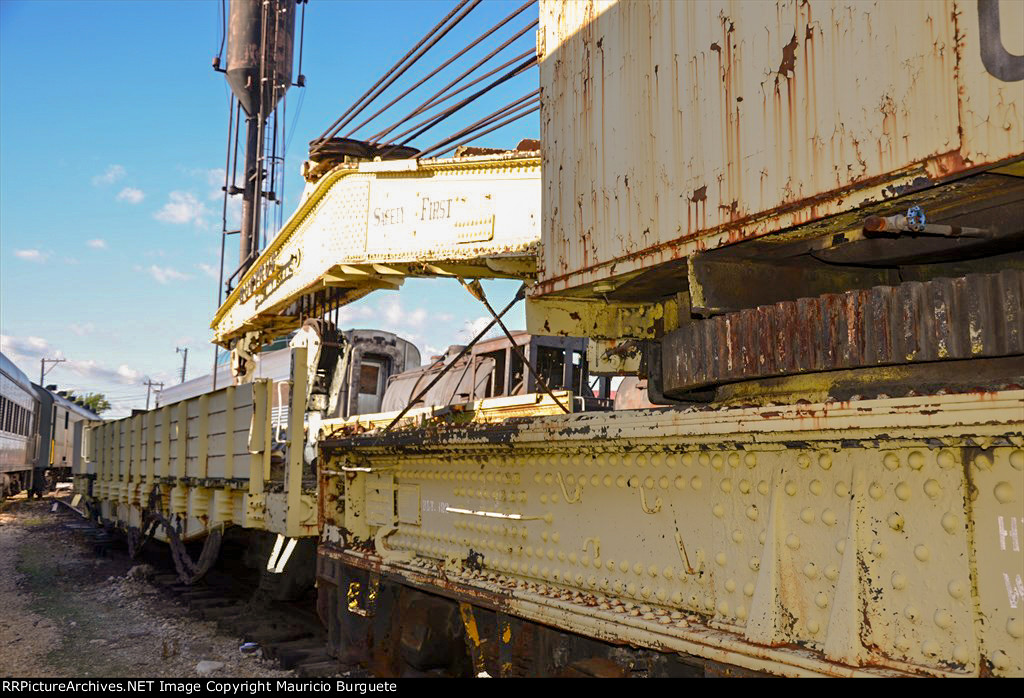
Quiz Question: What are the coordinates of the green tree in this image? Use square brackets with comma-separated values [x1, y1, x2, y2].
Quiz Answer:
[68, 392, 111, 415]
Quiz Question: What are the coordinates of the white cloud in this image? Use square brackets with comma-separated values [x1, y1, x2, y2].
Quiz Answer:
[197, 262, 219, 279]
[86, 238, 107, 249]
[0, 334, 142, 387]
[92, 164, 125, 186]
[457, 316, 496, 343]
[14, 249, 48, 262]
[69, 323, 95, 336]
[116, 187, 145, 204]
[146, 265, 192, 284]
[154, 191, 209, 226]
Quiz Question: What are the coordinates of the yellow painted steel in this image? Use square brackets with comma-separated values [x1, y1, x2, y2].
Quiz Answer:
[320, 390, 1024, 677]
[211, 152, 541, 347]
[78, 353, 316, 541]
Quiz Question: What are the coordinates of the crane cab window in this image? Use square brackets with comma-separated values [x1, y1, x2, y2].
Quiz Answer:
[480, 349, 506, 398]
[537, 345, 567, 391]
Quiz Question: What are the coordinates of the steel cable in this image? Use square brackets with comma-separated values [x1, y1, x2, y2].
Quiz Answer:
[342, 0, 536, 139]
[313, 0, 479, 147]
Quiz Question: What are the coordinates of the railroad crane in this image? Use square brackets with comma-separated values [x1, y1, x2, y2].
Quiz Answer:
[83, 0, 1023, 677]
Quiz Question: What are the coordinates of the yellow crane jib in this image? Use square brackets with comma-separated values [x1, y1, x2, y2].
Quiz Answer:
[211, 151, 541, 348]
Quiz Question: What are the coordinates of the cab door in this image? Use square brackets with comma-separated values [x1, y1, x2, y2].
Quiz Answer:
[356, 357, 387, 415]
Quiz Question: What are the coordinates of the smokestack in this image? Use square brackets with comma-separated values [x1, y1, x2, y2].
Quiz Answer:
[224, 0, 297, 276]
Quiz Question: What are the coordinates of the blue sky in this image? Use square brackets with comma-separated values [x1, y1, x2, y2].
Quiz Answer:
[1, 0, 537, 415]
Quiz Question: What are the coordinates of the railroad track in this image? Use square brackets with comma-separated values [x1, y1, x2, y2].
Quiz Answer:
[52, 499, 352, 677]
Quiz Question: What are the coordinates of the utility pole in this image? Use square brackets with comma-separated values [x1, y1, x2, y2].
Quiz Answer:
[144, 379, 164, 410]
[39, 357, 66, 385]
[176, 347, 189, 384]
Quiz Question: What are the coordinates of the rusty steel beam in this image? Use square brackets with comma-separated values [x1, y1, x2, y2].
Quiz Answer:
[658, 270, 1024, 397]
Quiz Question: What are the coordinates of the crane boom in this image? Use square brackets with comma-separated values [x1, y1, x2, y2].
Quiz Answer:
[211, 151, 541, 348]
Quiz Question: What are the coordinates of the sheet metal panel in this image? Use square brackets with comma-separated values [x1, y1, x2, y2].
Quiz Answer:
[535, 0, 1024, 296]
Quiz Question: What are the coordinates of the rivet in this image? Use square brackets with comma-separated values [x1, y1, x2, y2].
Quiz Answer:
[797, 454, 811, 469]
[891, 572, 907, 590]
[720, 479, 733, 493]
[566, 474, 576, 485]
[807, 619, 820, 635]
[569, 552, 578, 564]
[664, 567, 675, 579]
[941, 512, 960, 534]
[1010, 450, 1023, 471]
[711, 454, 724, 469]
[616, 476, 627, 488]
[541, 531, 549, 542]
[883, 453, 900, 470]
[543, 473, 553, 485]
[921, 640, 939, 657]
[887, 512, 904, 531]
[743, 582, 755, 597]
[717, 600, 730, 616]
[818, 454, 832, 470]
[947, 580, 964, 599]
[557, 551, 566, 561]
[651, 454, 664, 467]
[923, 479, 942, 499]
[633, 562, 644, 575]
[809, 480, 823, 496]
[746, 505, 759, 521]
[871, 540, 886, 558]
[937, 450, 955, 469]
[603, 475, 613, 487]
[736, 605, 748, 620]
[834, 481, 850, 498]
[607, 560, 616, 571]
[725, 578, 736, 592]
[682, 453, 694, 466]
[704, 595, 715, 611]
[994, 481, 1015, 504]
[934, 609, 953, 629]
[713, 503, 725, 518]
[914, 544, 930, 562]
[648, 565, 659, 577]
[691, 476, 703, 490]
[869, 483, 884, 500]
[728, 453, 740, 468]
[699, 453, 710, 467]
[804, 563, 818, 579]
[973, 453, 993, 471]
[659, 476, 669, 490]
[671, 591, 684, 605]
[785, 534, 800, 550]
[540, 494, 549, 504]
[626, 583, 637, 596]
[821, 509, 837, 526]
[908, 451, 925, 470]
[815, 592, 828, 608]
[824, 564, 839, 581]
[715, 552, 728, 566]
[619, 560, 629, 572]
[904, 605, 919, 621]
[992, 650, 1011, 670]
[640, 586, 652, 599]
[757, 480, 769, 496]
[801, 507, 815, 524]
[635, 455, 648, 468]
[895, 482, 911, 501]
[732, 529, 744, 544]
[758, 531, 766, 545]
[952, 644, 970, 665]
[749, 556, 760, 571]
[894, 636, 910, 651]
[739, 479, 751, 494]
[656, 588, 667, 602]
[785, 481, 797, 496]
[674, 476, 686, 490]
[744, 453, 757, 468]
[1006, 617, 1023, 639]
[590, 475, 600, 487]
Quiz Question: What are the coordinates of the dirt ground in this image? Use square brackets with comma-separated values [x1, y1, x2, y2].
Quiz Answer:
[0, 493, 294, 678]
